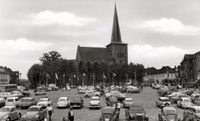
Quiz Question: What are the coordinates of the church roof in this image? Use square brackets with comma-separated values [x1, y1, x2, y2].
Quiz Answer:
[111, 5, 122, 43]
[77, 46, 113, 63]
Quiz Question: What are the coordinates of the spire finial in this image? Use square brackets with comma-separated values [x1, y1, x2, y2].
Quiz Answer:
[111, 1, 122, 43]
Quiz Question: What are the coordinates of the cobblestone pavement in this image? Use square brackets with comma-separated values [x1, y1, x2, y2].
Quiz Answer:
[16, 87, 184, 121]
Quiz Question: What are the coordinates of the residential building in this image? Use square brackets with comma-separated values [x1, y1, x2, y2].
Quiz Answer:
[180, 52, 200, 86]
[143, 66, 177, 85]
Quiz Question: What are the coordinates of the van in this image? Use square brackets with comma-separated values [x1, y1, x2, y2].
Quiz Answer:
[5, 97, 19, 108]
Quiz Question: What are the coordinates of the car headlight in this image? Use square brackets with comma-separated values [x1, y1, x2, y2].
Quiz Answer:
[33, 114, 39, 119]
[1, 115, 9, 121]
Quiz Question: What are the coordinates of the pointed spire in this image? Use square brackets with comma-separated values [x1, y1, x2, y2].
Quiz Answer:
[111, 4, 122, 43]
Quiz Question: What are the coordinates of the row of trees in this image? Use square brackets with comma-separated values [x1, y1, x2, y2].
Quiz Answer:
[27, 51, 145, 88]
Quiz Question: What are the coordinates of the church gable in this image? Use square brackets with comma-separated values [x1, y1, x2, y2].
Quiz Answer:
[76, 46, 114, 63]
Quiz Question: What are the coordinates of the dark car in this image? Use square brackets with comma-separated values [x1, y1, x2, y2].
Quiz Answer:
[99, 106, 119, 121]
[125, 105, 148, 121]
[70, 96, 84, 108]
[106, 96, 118, 107]
[21, 105, 47, 121]
[158, 107, 180, 121]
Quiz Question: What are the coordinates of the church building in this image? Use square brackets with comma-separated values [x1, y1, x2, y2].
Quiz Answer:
[76, 5, 128, 64]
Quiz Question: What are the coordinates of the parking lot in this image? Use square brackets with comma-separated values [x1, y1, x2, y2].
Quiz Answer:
[14, 87, 186, 121]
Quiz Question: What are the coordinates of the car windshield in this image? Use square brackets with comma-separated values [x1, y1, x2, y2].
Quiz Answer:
[166, 114, 176, 120]
[28, 107, 40, 111]
[91, 98, 99, 101]
[7, 99, 14, 102]
[0, 108, 10, 112]
[160, 98, 169, 101]
[21, 99, 30, 102]
[130, 106, 144, 113]
[164, 109, 176, 114]
[59, 99, 66, 102]
[40, 98, 48, 102]
[183, 99, 191, 102]
[126, 99, 133, 102]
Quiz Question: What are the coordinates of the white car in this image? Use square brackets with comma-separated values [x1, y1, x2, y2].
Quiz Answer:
[37, 97, 52, 107]
[89, 96, 101, 109]
[123, 98, 133, 108]
[5, 97, 20, 108]
[57, 97, 70, 108]
[11, 91, 23, 98]
[177, 97, 193, 109]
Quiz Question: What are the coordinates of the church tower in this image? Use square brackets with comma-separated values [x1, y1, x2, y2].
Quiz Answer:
[107, 5, 128, 64]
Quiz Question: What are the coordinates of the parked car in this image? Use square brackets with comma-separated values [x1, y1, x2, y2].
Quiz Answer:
[89, 96, 101, 109]
[34, 90, 47, 96]
[154, 84, 162, 89]
[183, 106, 200, 121]
[193, 97, 200, 106]
[21, 105, 47, 121]
[158, 107, 180, 121]
[99, 106, 119, 121]
[156, 97, 171, 108]
[84, 91, 96, 98]
[0, 106, 21, 121]
[105, 91, 126, 102]
[70, 96, 84, 108]
[19, 97, 37, 109]
[20, 89, 30, 97]
[171, 93, 189, 103]
[57, 97, 70, 108]
[78, 88, 87, 94]
[177, 97, 193, 109]
[48, 84, 59, 91]
[11, 91, 23, 98]
[0, 92, 14, 99]
[125, 105, 148, 121]
[123, 97, 133, 108]
[0, 97, 5, 108]
[106, 96, 118, 107]
[5, 97, 20, 108]
[37, 97, 52, 108]
[126, 86, 140, 93]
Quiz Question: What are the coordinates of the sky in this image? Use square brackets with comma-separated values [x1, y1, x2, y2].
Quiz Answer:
[0, 0, 200, 79]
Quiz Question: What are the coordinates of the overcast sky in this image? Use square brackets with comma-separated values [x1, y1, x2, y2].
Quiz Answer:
[0, 0, 200, 79]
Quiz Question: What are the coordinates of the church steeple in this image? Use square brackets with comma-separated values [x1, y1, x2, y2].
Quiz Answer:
[111, 4, 122, 43]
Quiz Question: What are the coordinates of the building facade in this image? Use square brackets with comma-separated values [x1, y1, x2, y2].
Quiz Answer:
[0, 66, 20, 85]
[76, 5, 128, 64]
[0, 66, 10, 85]
[180, 52, 200, 85]
[143, 66, 177, 85]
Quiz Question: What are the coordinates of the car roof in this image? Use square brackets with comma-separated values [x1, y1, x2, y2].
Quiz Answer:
[159, 97, 169, 100]
[125, 98, 133, 100]
[30, 105, 42, 108]
[181, 97, 190, 100]
[22, 97, 33, 99]
[7, 97, 18, 99]
[59, 97, 68, 99]
[3, 106, 15, 109]
[191, 106, 200, 110]
[163, 106, 176, 111]
[91, 96, 99, 99]
[102, 106, 115, 113]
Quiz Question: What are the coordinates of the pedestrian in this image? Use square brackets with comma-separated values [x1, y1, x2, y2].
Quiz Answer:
[46, 104, 54, 121]
[68, 107, 74, 121]
[116, 101, 121, 112]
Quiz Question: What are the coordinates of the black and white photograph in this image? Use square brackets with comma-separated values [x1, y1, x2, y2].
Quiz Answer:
[0, 0, 200, 121]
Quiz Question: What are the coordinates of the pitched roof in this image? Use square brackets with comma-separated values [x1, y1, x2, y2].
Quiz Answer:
[77, 46, 113, 63]
[111, 5, 122, 43]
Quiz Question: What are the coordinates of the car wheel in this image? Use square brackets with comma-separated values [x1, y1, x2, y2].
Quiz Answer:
[165, 103, 169, 106]
[6, 117, 10, 121]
